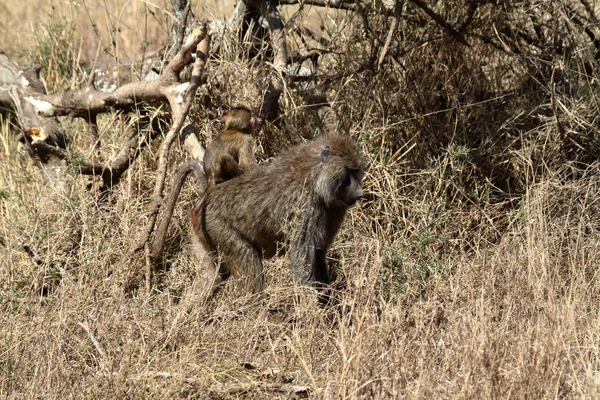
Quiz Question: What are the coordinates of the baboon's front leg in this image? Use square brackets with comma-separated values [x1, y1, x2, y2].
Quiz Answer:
[290, 238, 330, 288]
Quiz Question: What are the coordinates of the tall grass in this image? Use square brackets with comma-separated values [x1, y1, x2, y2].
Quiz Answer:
[2, 0, 600, 398]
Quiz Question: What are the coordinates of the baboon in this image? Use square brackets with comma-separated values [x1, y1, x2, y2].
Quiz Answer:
[203, 106, 262, 185]
[191, 134, 368, 295]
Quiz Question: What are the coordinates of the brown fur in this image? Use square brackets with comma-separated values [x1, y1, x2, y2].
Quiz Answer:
[192, 134, 369, 295]
[203, 107, 260, 185]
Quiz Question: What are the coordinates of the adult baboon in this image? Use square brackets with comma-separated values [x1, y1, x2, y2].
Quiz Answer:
[191, 134, 368, 295]
[203, 106, 261, 185]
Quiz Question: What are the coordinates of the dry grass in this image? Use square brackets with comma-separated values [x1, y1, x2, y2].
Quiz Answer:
[1, 0, 238, 59]
[3, 1, 600, 398]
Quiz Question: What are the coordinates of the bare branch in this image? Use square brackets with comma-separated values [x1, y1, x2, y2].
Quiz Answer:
[1, 53, 66, 159]
[77, 321, 109, 369]
[180, 123, 205, 161]
[28, 31, 205, 120]
[142, 371, 311, 396]
[259, 0, 289, 120]
[172, 0, 195, 56]
[25, 111, 163, 199]
[378, 1, 405, 69]
[148, 123, 205, 266]
[1, 26, 210, 205]
[410, 0, 470, 46]
[132, 28, 211, 293]
[278, 0, 358, 11]
[280, 0, 470, 48]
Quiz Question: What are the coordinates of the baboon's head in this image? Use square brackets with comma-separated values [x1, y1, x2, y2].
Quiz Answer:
[222, 106, 262, 133]
[315, 135, 369, 208]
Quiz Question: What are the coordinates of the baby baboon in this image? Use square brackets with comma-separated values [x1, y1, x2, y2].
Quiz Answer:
[203, 106, 262, 185]
[192, 134, 368, 295]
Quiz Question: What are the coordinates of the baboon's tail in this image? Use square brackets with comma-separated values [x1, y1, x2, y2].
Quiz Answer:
[151, 159, 206, 258]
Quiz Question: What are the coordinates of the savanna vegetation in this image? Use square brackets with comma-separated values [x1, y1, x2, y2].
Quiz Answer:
[2, 0, 600, 398]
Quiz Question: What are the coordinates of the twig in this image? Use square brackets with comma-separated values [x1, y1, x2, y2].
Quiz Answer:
[78, 321, 109, 370]
[378, 1, 405, 70]
[142, 372, 311, 396]
[410, 0, 470, 46]
[176, 2, 192, 51]
[150, 158, 206, 259]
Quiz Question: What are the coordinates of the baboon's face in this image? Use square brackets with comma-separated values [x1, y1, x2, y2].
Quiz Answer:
[337, 168, 365, 206]
[222, 107, 260, 133]
[316, 139, 368, 208]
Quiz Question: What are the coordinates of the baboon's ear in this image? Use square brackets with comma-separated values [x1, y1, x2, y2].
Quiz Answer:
[221, 110, 229, 123]
[320, 145, 332, 162]
[254, 115, 264, 131]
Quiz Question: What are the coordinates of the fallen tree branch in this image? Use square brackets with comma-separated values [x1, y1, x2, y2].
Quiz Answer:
[0, 24, 209, 190]
[142, 371, 311, 396]
[150, 157, 205, 259]
[25, 31, 205, 119]
[25, 109, 165, 200]
[1, 54, 66, 164]
[171, 0, 196, 57]
[278, 0, 358, 11]
[147, 123, 206, 284]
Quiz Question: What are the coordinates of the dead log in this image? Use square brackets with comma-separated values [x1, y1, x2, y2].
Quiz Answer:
[0, 26, 208, 196]
[0, 53, 66, 163]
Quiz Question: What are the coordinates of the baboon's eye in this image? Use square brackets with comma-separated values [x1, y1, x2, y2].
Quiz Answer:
[347, 169, 363, 184]
[342, 173, 351, 187]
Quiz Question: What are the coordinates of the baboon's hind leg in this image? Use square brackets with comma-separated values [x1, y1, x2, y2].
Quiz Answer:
[211, 223, 265, 295]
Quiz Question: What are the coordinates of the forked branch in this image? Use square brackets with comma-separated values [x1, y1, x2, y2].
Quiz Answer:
[25, 28, 207, 119]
